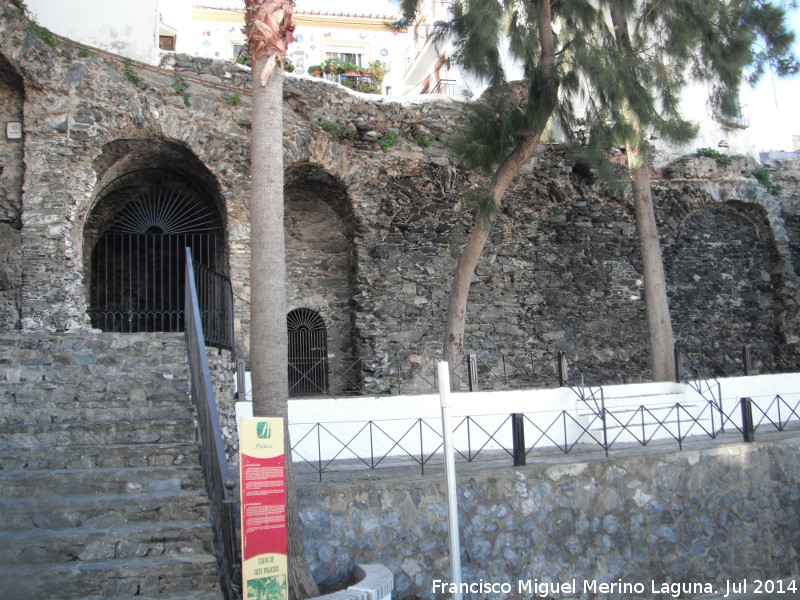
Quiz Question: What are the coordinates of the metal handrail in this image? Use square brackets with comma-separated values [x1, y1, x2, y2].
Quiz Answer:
[184, 247, 241, 600]
[192, 260, 235, 355]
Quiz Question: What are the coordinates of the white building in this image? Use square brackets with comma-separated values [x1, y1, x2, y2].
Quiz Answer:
[23, 0, 191, 66]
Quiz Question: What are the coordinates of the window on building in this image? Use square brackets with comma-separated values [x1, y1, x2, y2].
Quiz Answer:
[159, 35, 176, 51]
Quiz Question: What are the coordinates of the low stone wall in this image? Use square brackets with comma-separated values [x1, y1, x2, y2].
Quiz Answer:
[297, 436, 800, 599]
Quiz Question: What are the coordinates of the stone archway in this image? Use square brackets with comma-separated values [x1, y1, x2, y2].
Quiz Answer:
[284, 164, 357, 394]
[665, 202, 782, 349]
[83, 140, 226, 333]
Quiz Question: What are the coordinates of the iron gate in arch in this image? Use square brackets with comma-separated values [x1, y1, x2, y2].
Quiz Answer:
[287, 308, 329, 396]
[87, 177, 221, 334]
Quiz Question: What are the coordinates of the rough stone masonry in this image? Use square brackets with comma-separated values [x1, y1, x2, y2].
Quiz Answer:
[1, 0, 800, 391]
[296, 435, 800, 600]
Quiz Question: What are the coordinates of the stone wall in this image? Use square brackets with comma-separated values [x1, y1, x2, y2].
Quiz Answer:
[297, 436, 800, 599]
[1, 0, 799, 388]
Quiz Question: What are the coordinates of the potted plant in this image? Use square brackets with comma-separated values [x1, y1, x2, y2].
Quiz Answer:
[364, 60, 387, 83]
[322, 57, 344, 74]
[341, 61, 360, 75]
[307, 65, 322, 77]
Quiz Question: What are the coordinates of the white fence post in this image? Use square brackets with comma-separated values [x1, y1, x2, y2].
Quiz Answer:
[438, 361, 462, 598]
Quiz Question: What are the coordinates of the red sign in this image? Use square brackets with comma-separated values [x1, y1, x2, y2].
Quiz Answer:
[239, 418, 288, 600]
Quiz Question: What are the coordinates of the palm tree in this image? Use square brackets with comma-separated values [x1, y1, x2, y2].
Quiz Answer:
[244, 1, 319, 598]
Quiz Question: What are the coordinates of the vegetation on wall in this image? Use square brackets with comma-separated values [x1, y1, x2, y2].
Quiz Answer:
[752, 167, 781, 196]
[123, 59, 141, 86]
[696, 147, 733, 166]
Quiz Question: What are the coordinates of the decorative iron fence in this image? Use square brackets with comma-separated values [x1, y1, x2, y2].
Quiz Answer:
[289, 392, 800, 481]
[88, 232, 217, 333]
[184, 248, 241, 600]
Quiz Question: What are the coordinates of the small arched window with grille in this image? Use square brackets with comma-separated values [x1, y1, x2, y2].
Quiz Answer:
[287, 308, 329, 396]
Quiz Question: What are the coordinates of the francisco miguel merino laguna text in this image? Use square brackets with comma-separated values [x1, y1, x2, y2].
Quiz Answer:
[432, 578, 717, 597]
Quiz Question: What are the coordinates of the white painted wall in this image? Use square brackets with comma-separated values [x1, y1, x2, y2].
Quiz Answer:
[236, 373, 800, 464]
[25, 0, 162, 65]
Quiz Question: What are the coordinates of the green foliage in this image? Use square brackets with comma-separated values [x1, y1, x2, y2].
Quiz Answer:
[696, 147, 732, 166]
[77, 48, 92, 58]
[27, 21, 57, 47]
[410, 129, 433, 147]
[464, 187, 499, 224]
[449, 83, 529, 173]
[172, 75, 190, 107]
[447, 224, 465, 260]
[123, 59, 141, 86]
[379, 130, 400, 152]
[752, 167, 781, 196]
[320, 121, 356, 140]
[222, 91, 243, 106]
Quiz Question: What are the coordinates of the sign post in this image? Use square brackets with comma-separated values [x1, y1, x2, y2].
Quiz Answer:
[438, 362, 463, 600]
[239, 417, 289, 600]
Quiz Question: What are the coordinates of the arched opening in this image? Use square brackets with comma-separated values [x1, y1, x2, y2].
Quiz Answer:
[287, 308, 329, 396]
[84, 142, 225, 333]
[285, 164, 358, 394]
[665, 202, 781, 349]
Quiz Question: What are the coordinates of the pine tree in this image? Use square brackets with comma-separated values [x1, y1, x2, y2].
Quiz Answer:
[398, 0, 798, 382]
[577, 0, 798, 380]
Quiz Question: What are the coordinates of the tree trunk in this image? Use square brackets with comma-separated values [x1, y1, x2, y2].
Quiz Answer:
[627, 141, 676, 381]
[249, 50, 319, 600]
[443, 132, 543, 381]
[442, 0, 559, 384]
[610, 3, 676, 382]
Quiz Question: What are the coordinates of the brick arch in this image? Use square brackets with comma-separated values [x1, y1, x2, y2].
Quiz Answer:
[663, 201, 782, 349]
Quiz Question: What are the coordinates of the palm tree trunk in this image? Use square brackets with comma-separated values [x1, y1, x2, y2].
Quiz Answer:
[250, 55, 288, 418]
[249, 46, 319, 600]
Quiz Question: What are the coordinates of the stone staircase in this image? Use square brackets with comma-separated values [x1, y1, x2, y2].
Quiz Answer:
[0, 332, 224, 600]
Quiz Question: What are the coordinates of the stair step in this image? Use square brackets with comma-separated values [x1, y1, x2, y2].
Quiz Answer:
[0, 490, 211, 530]
[0, 465, 204, 498]
[0, 520, 215, 564]
[0, 381, 189, 407]
[0, 553, 222, 600]
[0, 397, 194, 424]
[0, 442, 200, 470]
[0, 419, 196, 447]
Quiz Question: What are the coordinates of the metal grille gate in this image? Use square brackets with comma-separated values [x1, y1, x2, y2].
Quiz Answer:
[288, 308, 329, 396]
[89, 232, 217, 333]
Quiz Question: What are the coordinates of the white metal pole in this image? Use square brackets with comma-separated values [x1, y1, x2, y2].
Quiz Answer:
[438, 361, 462, 599]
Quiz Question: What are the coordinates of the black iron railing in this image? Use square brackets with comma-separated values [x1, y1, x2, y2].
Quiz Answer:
[184, 248, 241, 600]
[290, 392, 800, 481]
[192, 260, 235, 354]
[88, 232, 217, 333]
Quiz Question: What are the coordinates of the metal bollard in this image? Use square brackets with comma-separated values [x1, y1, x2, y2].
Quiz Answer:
[512, 413, 526, 466]
[740, 397, 755, 442]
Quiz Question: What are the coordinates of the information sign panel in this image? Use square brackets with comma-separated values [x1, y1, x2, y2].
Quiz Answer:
[239, 417, 289, 600]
